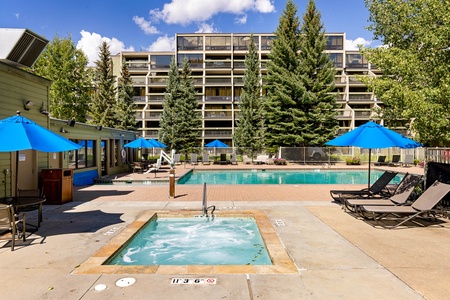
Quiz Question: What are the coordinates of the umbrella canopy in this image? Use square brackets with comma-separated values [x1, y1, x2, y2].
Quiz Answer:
[205, 139, 229, 148]
[147, 138, 167, 148]
[123, 137, 155, 149]
[326, 121, 421, 190]
[0, 113, 82, 152]
[0, 112, 82, 195]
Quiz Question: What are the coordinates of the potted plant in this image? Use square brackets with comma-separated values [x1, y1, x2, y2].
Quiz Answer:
[346, 157, 361, 165]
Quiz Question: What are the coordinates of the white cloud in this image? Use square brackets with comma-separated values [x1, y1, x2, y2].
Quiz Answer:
[235, 14, 247, 25]
[15, 13, 20, 19]
[195, 23, 219, 33]
[345, 37, 372, 50]
[150, 0, 275, 26]
[146, 35, 175, 52]
[76, 30, 135, 66]
[132, 16, 159, 34]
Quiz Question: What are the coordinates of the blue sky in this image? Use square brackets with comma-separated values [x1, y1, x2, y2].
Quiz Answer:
[1, 0, 377, 65]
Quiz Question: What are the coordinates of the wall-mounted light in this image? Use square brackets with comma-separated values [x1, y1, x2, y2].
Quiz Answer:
[60, 127, 68, 133]
[67, 119, 75, 127]
[23, 100, 34, 111]
[39, 102, 49, 115]
[96, 125, 102, 131]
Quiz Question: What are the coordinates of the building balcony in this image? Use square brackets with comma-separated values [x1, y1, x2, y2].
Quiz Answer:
[204, 77, 231, 84]
[204, 111, 232, 119]
[205, 96, 232, 102]
[144, 130, 159, 138]
[353, 110, 373, 119]
[345, 63, 369, 70]
[132, 96, 147, 103]
[132, 77, 146, 85]
[145, 112, 162, 119]
[148, 78, 168, 85]
[128, 62, 148, 70]
[348, 93, 374, 102]
[336, 110, 352, 120]
[205, 46, 232, 51]
[205, 61, 232, 69]
[204, 130, 233, 138]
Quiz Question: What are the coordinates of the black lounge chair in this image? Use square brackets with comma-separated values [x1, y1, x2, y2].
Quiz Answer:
[341, 173, 423, 213]
[388, 154, 401, 166]
[374, 155, 388, 166]
[359, 181, 450, 229]
[330, 170, 398, 202]
[219, 153, 228, 165]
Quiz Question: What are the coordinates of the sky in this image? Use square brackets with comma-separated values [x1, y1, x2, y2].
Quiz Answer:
[0, 0, 378, 66]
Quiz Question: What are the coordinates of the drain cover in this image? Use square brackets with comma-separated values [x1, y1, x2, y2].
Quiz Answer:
[116, 277, 136, 287]
[274, 219, 286, 226]
[94, 284, 107, 291]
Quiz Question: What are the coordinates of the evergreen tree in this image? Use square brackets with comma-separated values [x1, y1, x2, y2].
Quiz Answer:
[173, 58, 202, 154]
[159, 58, 180, 149]
[30, 35, 90, 122]
[363, 0, 450, 146]
[264, 0, 306, 147]
[234, 34, 265, 158]
[88, 41, 116, 127]
[116, 61, 137, 130]
[298, 0, 338, 145]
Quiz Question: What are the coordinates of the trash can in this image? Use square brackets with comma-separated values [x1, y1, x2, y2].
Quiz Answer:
[41, 169, 73, 204]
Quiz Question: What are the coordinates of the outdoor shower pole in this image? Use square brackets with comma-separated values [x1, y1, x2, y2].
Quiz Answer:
[169, 168, 175, 198]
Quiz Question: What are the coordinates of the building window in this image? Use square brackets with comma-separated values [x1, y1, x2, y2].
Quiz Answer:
[68, 140, 96, 169]
[150, 55, 174, 69]
[177, 54, 203, 68]
[346, 53, 369, 69]
[177, 36, 203, 50]
[233, 36, 258, 50]
[329, 53, 343, 68]
[326, 36, 343, 50]
[261, 36, 275, 50]
[205, 36, 231, 50]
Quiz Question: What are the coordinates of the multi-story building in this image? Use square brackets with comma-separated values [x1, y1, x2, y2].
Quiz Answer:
[112, 32, 387, 147]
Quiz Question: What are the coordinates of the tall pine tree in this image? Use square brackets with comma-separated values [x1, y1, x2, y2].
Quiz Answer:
[298, 0, 338, 146]
[159, 58, 179, 149]
[173, 58, 202, 154]
[115, 61, 137, 130]
[264, 0, 306, 147]
[88, 41, 116, 127]
[30, 35, 90, 122]
[234, 34, 265, 158]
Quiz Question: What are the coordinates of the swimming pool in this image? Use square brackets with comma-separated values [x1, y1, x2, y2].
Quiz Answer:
[178, 169, 403, 185]
[106, 216, 272, 266]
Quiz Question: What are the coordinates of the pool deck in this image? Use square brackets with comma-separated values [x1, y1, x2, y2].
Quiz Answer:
[1, 163, 449, 299]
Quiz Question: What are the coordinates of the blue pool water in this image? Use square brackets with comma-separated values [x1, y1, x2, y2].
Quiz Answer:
[178, 170, 403, 185]
[106, 217, 272, 266]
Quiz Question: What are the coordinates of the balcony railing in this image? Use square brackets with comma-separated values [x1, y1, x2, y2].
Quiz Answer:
[132, 96, 147, 103]
[132, 78, 146, 85]
[204, 111, 232, 119]
[353, 110, 373, 118]
[204, 130, 232, 137]
[205, 46, 231, 50]
[347, 76, 365, 84]
[148, 78, 167, 85]
[233, 62, 246, 69]
[148, 95, 165, 101]
[205, 61, 232, 69]
[145, 112, 162, 119]
[205, 78, 231, 84]
[205, 96, 232, 102]
[348, 93, 373, 101]
[346, 63, 369, 69]
[128, 62, 148, 70]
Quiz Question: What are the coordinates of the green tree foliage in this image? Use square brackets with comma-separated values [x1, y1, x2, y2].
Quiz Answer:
[363, 0, 450, 146]
[159, 58, 201, 153]
[234, 34, 265, 157]
[88, 41, 117, 127]
[173, 58, 202, 154]
[115, 62, 137, 130]
[159, 58, 179, 149]
[30, 35, 90, 122]
[297, 0, 338, 145]
[265, 0, 305, 147]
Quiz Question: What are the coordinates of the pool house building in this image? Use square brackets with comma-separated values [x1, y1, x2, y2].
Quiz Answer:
[112, 32, 388, 147]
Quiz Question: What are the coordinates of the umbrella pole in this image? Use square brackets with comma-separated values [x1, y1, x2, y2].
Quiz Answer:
[368, 149, 372, 192]
[15, 151, 19, 196]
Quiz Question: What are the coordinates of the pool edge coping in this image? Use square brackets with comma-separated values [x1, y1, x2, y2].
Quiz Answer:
[72, 210, 299, 275]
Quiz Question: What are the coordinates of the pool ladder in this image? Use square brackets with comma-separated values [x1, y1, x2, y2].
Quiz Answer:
[202, 182, 215, 217]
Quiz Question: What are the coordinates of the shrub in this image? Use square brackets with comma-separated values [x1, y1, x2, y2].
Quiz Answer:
[273, 158, 287, 165]
[346, 157, 361, 165]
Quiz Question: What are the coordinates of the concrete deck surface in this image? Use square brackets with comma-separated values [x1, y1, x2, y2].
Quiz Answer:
[1, 163, 449, 300]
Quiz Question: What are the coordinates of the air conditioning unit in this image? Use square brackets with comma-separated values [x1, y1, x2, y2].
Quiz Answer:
[0, 28, 48, 68]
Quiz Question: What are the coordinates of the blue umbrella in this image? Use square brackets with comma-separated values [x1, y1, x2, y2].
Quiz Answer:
[147, 139, 167, 148]
[0, 112, 82, 194]
[123, 137, 154, 149]
[205, 139, 229, 148]
[326, 121, 421, 189]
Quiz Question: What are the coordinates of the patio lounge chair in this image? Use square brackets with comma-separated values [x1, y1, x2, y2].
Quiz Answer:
[359, 181, 450, 229]
[330, 170, 398, 202]
[401, 154, 414, 167]
[190, 154, 198, 165]
[173, 153, 181, 165]
[202, 154, 210, 165]
[254, 155, 269, 164]
[219, 153, 228, 165]
[132, 161, 144, 173]
[145, 159, 161, 176]
[341, 173, 423, 212]
[374, 155, 388, 166]
[388, 154, 401, 166]
[230, 154, 238, 165]
[243, 155, 252, 164]
[0, 204, 26, 251]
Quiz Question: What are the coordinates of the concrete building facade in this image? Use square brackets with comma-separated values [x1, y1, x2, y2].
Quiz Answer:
[113, 32, 392, 147]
